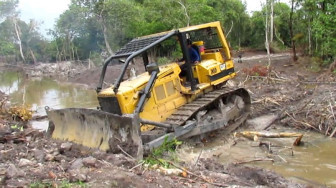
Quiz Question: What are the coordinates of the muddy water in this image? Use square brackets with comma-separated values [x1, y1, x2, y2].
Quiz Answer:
[0, 71, 98, 130]
[178, 130, 336, 187]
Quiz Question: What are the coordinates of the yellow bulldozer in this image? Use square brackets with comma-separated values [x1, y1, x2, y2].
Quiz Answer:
[46, 21, 251, 159]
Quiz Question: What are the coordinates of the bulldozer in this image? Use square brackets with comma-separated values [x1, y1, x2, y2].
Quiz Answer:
[46, 21, 251, 159]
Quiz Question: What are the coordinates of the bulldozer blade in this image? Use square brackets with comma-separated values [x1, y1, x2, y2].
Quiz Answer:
[46, 108, 143, 159]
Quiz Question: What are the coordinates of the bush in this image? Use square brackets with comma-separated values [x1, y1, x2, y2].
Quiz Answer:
[8, 105, 32, 121]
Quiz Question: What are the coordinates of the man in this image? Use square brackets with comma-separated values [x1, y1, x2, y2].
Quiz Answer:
[179, 39, 201, 78]
[187, 39, 201, 63]
[179, 39, 201, 63]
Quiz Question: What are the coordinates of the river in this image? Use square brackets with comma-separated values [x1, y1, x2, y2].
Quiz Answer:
[1, 71, 335, 187]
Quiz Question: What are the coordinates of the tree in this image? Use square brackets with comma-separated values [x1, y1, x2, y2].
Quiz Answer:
[208, 0, 250, 49]
[310, 0, 336, 60]
[289, 0, 298, 61]
[0, 0, 48, 63]
[0, 0, 18, 19]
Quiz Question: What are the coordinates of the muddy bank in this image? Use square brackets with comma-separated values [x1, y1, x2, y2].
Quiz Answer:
[0, 123, 302, 187]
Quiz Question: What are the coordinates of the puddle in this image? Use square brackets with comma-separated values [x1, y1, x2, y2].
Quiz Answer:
[0, 71, 98, 130]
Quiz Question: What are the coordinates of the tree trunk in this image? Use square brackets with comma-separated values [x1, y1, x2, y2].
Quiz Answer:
[226, 21, 234, 38]
[97, 0, 113, 56]
[265, 0, 271, 68]
[289, 0, 298, 61]
[55, 40, 60, 62]
[71, 44, 75, 61]
[274, 26, 285, 45]
[270, 0, 274, 43]
[308, 19, 312, 56]
[101, 20, 113, 55]
[29, 49, 36, 64]
[13, 18, 25, 62]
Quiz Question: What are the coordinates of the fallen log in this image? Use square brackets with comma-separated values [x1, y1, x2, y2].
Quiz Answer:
[235, 131, 303, 138]
[234, 131, 303, 146]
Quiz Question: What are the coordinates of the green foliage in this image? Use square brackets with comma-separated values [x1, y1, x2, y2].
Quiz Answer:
[30, 180, 87, 188]
[10, 124, 23, 131]
[157, 57, 171, 65]
[29, 181, 53, 188]
[311, 1, 336, 60]
[247, 2, 291, 49]
[0, 0, 18, 19]
[270, 41, 288, 53]
[1, 0, 335, 65]
[300, 0, 336, 62]
[144, 137, 182, 168]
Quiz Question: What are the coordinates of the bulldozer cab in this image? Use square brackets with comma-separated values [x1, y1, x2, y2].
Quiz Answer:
[97, 22, 234, 94]
[96, 22, 237, 124]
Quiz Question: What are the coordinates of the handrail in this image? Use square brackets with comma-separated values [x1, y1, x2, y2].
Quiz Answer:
[113, 31, 177, 94]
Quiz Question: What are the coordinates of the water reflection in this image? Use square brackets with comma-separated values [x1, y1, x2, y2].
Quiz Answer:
[0, 71, 98, 129]
[0, 71, 21, 95]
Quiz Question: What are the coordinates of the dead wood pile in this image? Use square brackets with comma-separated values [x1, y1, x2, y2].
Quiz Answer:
[241, 70, 336, 137]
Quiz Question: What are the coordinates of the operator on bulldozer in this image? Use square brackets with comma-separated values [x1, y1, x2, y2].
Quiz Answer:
[46, 21, 251, 159]
[178, 39, 201, 79]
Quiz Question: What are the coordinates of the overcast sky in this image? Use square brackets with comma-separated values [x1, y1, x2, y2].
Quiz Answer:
[18, 0, 70, 36]
[18, 0, 270, 37]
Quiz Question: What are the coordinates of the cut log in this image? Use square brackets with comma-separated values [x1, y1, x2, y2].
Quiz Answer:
[234, 131, 303, 146]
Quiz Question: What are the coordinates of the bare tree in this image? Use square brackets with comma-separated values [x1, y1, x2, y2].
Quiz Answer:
[27, 20, 38, 64]
[13, 18, 25, 62]
[265, 0, 271, 67]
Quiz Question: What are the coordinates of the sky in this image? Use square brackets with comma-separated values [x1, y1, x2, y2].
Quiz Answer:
[18, 0, 70, 37]
[18, 0, 269, 37]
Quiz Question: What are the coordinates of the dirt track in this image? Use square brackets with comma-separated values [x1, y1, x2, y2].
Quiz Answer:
[1, 51, 335, 187]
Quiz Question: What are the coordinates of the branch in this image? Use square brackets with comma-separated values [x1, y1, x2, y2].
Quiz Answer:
[117, 145, 136, 161]
[174, 0, 190, 27]
[225, 21, 234, 38]
[274, 26, 285, 45]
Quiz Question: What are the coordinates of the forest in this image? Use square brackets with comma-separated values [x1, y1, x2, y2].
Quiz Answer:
[0, 0, 335, 66]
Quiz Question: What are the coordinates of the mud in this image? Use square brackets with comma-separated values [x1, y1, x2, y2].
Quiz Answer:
[1, 51, 335, 187]
[0, 124, 303, 187]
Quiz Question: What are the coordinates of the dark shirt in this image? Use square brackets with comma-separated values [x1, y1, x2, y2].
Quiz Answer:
[189, 46, 201, 63]
[179, 46, 201, 63]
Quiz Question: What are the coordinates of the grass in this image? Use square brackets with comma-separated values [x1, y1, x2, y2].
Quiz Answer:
[30, 180, 87, 188]
[143, 137, 182, 168]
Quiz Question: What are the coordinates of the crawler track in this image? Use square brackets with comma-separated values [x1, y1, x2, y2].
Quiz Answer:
[164, 87, 251, 126]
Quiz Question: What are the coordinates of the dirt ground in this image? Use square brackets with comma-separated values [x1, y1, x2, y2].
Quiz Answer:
[1, 51, 335, 187]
